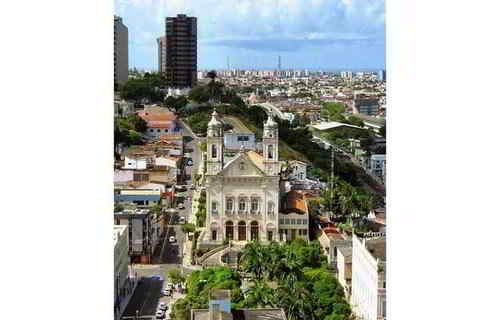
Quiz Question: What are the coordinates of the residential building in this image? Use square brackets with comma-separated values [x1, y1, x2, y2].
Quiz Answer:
[378, 70, 386, 81]
[278, 190, 309, 241]
[165, 14, 197, 88]
[191, 289, 288, 320]
[114, 16, 128, 85]
[114, 225, 129, 308]
[351, 235, 386, 320]
[366, 154, 386, 184]
[114, 209, 163, 264]
[223, 132, 256, 151]
[114, 189, 162, 206]
[157, 36, 167, 73]
[137, 110, 182, 138]
[286, 160, 308, 181]
[200, 110, 281, 245]
[353, 95, 379, 116]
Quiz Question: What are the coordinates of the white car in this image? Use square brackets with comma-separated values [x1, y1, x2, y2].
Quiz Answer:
[169, 236, 176, 243]
[159, 302, 167, 310]
[179, 216, 186, 224]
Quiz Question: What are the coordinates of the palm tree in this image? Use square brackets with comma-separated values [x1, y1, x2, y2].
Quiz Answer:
[243, 279, 275, 308]
[240, 241, 265, 280]
[277, 281, 316, 320]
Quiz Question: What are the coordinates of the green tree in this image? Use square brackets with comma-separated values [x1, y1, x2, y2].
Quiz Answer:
[240, 241, 266, 281]
[243, 279, 275, 308]
[181, 223, 196, 234]
[168, 268, 186, 285]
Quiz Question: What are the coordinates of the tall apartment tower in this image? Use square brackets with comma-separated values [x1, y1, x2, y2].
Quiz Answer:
[165, 14, 197, 88]
[157, 36, 167, 73]
[114, 16, 129, 86]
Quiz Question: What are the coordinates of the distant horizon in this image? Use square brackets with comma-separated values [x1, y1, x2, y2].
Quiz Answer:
[116, 0, 385, 72]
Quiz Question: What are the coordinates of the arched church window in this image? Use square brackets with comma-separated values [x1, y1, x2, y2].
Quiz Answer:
[268, 145, 274, 159]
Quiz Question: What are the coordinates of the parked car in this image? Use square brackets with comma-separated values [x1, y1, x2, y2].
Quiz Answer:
[162, 289, 171, 297]
[169, 236, 176, 243]
[159, 302, 168, 311]
[179, 216, 186, 224]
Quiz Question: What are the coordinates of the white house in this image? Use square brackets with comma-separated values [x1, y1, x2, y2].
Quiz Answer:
[287, 160, 308, 181]
[155, 155, 181, 169]
[337, 246, 352, 299]
[351, 235, 386, 320]
[123, 155, 148, 170]
[201, 110, 281, 245]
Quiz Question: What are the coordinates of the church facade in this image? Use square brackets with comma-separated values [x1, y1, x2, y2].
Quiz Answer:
[201, 109, 281, 244]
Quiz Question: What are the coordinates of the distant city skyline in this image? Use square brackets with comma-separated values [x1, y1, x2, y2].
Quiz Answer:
[115, 0, 385, 71]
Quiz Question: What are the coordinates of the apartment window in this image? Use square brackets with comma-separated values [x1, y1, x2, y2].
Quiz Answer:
[290, 219, 295, 225]
[284, 218, 290, 225]
[239, 198, 246, 211]
[279, 218, 284, 225]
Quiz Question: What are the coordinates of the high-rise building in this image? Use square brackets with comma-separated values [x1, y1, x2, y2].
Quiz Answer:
[378, 69, 386, 81]
[157, 36, 167, 73]
[114, 16, 129, 86]
[165, 14, 197, 88]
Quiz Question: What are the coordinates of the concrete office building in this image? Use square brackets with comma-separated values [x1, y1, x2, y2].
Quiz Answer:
[165, 14, 197, 88]
[157, 36, 167, 73]
[114, 16, 129, 85]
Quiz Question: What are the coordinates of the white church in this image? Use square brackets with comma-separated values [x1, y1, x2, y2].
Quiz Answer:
[199, 109, 309, 246]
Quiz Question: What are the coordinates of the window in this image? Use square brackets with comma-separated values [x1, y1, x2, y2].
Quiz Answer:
[279, 218, 284, 224]
[237, 136, 249, 142]
[284, 218, 290, 224]
[267, 231, 273, 241]
[212, 230, 217, 241]
[303, 219, 308, 225]
[290, 219, 295, 225]
[251, 198, 258, 212]
[157, 129, 161, 132]
[211, 144, 217, 158]
[149, 129, 154, 132]
[165, 129, 168, 132]
[226, 198, 233, 212]
[296, 219, 301, 225]
[211, 201, 217, 214]
[268, 145, 274, 159]
[239, 198, 246, 211]
[239, 162, 245, 171]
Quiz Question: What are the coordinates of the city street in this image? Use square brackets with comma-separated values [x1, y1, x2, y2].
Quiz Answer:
[124, 120, 202, 318]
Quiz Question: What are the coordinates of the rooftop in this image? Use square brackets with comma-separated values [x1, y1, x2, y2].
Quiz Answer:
[191, 309, 287, 320]
[311, 121, 364, 131]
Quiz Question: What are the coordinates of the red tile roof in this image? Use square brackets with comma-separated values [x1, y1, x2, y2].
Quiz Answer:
[138, 111, 177, 121]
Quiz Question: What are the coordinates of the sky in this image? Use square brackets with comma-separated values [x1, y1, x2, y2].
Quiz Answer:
[114, 0, 385, 71]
